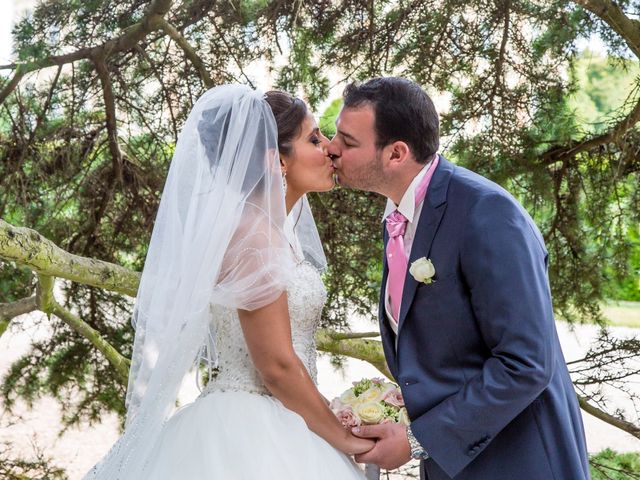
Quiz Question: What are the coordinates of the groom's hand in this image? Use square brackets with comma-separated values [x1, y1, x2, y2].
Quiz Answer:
[351, 423, 411, 470]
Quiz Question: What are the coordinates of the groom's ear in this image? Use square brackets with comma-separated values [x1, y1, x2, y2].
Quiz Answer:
[387, 141, 412, 167]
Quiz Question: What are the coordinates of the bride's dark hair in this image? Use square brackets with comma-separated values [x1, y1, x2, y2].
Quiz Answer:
[264, 91, 308, 156]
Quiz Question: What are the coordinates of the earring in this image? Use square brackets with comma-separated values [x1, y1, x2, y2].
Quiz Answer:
[282, 171, 287, 195]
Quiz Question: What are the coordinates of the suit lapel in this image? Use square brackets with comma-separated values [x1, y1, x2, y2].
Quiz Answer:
[396, 156, 454, 333]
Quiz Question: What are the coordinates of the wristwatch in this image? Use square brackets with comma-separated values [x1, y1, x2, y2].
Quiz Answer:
[407, 424, 430, 461]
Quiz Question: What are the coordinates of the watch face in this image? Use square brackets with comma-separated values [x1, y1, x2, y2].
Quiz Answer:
[412, 450, 429, 461]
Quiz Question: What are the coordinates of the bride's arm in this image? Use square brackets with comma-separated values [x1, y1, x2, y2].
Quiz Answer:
[238, 292, 374, 456]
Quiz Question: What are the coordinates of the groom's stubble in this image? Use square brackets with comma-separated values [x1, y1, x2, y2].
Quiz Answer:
[335, 147, 387, 194]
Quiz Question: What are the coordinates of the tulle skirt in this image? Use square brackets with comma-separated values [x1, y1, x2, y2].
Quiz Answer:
[143, 389, 366, 479]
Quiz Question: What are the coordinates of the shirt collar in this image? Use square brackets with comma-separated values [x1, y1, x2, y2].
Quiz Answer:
[382, 157, 435, 223]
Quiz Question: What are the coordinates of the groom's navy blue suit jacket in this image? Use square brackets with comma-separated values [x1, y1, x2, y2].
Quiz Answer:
[379, 156, 590, 479]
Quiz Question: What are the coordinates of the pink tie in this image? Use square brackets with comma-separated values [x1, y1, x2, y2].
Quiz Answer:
[386, 155, 440, 324]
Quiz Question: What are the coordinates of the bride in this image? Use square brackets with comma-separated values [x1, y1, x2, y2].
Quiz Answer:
[84, 84, 372, 479]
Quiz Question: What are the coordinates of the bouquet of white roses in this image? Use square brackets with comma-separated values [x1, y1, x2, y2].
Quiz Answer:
[330, 377, 410, 428]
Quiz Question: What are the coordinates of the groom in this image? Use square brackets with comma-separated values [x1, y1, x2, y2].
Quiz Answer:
[328, 77, 590, 479]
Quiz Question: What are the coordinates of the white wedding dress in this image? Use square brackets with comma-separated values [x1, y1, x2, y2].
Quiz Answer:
[135, 258, 366, 479]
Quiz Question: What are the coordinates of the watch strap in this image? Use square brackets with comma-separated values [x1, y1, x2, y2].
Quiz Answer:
[407, 424, 430, 461]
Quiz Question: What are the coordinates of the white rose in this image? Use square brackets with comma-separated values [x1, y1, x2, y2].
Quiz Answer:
[355, 386, 384, 405]
[340, 388, 358, 406]
[409, 257, 435, 284]
[355, 402, 385, 424]
[398, 407, 411, 426]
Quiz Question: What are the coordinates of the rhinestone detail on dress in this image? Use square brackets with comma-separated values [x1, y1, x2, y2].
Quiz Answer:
[200, 261, 326, 398]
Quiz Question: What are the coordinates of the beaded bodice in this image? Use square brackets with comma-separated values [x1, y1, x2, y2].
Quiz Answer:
[201, 260, 326, 397]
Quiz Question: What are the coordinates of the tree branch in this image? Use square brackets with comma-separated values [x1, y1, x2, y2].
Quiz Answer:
[0, 0, 176, 105]
[323, 330, 380, 340]
[158, 18, 214, 88]
[578, 395, 640, 440]
[489, 0, 510, 112]
[93, 56, 124, 184]
[0, 67, 25, 106]
[316, 328, 392, 379]
[36, 275, 130, 385]
[0, 219, 139, 297]
[0, 295, 37, 337]
[535, 2, 640, 167]
[572, 0, 640, 58]
[32, 65, 62, 134]
[540, 91, 640, 166]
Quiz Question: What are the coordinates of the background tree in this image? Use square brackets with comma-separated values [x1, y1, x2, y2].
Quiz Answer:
[0, 0, 639, 472]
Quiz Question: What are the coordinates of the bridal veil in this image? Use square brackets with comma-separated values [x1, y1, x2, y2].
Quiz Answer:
[87, 84, 324, 478]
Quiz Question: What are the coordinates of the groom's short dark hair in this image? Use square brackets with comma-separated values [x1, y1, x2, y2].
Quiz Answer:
[342, 77, 439, 164]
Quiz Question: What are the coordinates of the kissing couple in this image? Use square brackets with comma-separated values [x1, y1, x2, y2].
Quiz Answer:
[85, 77, 590, 480]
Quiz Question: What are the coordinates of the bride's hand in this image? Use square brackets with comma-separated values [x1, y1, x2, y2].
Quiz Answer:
[342, 433, 376, 455]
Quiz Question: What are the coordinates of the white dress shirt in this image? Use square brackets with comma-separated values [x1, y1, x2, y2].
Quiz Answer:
[383, 159, 434, 335]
